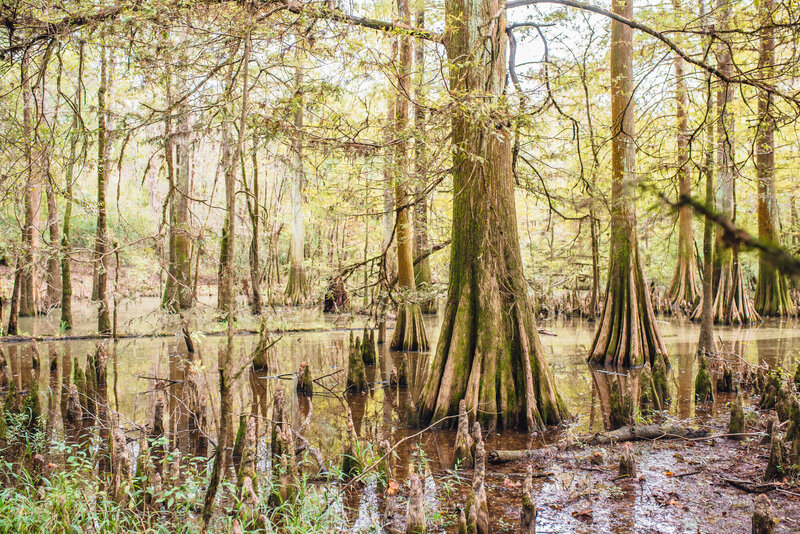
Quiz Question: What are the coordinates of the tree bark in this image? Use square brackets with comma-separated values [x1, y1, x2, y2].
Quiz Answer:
[43, 57, 62, 311]
[666, 1, 699, 312]
[754, 0, 792, 316]
[285, 43, 309, 305]
[588, 0, 668, 367]
[391, 0, 429, 352]
[95, 40, 113, 334]
[417, 0, 567, 431]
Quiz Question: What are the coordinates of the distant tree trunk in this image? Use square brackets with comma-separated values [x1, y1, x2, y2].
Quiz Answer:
[588, 0, 668, 368]
[666, 2, 699, 312]
[754, 0, 792, 316]
[418, 0, 567, 431]
[696, 0, 717, 355]
[412, 0, 436, 315]
[7, 267, 20, 335]
[95, 41, 113, 334]
[43, 58, 62, 311]
[248, 135, 262, 314]
[163, 72, 194, 312]
[285, 45, 309, 305]
[216, 120, 232, 313]
[390, 0, 429, 352]
[708, 0, 758, 325]
[60, 40, 83, 330]
[378, 43, 398, 345]
[20, 57, 41, 317]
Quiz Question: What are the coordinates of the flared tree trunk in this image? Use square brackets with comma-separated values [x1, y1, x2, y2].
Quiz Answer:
[95, 42, 113, 334]
[754, 0, 792, 316]
[706, 0, 758, 325]
[285, 48, 309, 305]
[412, 1, 436, 315]
[588, 0, 668, 368]
[666, 7, 699, 312]
[418, 0, 567, 431]
[20, 57, 40, 318]
[390, 0, 429, 352]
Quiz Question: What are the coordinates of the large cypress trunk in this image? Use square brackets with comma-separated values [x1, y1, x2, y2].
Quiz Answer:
[754, 0, 792, 316]
[285, 45, 309, 305]
[417, 0, 566, 431]
[588, 0, 668, 368]
[390, 0, 429, 352]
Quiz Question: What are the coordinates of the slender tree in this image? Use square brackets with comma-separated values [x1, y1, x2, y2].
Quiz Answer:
[390, 0, 429, 352]
[58, 40, 82, 330]
[588, 0, 668, 367]
[19, 56, 41, 317]
[247, 134, 262, 314]
[754, 0, 792, 316]
[418, 0, 567, 431]
[43, 52, 62, 311]
[95, 40, 113, 334]
[696, 0, 717, 355]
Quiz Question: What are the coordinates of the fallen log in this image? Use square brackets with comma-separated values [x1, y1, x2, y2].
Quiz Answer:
[488, 424, 709, 464]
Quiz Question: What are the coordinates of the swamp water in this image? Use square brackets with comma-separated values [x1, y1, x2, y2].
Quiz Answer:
[3, 298, 800, 533]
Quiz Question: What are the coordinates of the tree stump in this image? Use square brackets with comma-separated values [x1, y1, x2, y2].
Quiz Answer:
[520, 464, 537, 534]
[377, 439, 392, 492]
[695, 355, 715, 403]
[362, 329, 377, 365]
[471, 422, 482, 461]
[751, 494, 775, 534]
[341, 408, 361, 479]
[729, 392, 745, 440]
[347, 336, 368, 393]
[470, 440, 490, 534]
[764, 430, 786, 481]
[297, 363, 313, 397]
[390, 365, 398, 387]
[618, 442, 636, 479]
[397, 357, 409, 387]
[762, 411, 778, 445]
[406, 473, 426, 534]
[456, 507, 468, 534]
[454, 399, 474, 468]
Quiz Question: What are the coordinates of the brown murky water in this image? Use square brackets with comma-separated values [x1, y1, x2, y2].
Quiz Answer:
[3, 299, 800, 532]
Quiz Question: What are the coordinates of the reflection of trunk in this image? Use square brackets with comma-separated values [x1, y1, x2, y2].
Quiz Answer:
[390, 0, 428, 352]
[754, 0, 792, 316]
[20, 57, 40, 317]
[589, 0, 667, 367]
[418, 0, 566, 431]
[666, 6, 699, 312]
[7, 265, 21, 335]
[591, 368, 640, 431]
[708, 0, 757, 325]
[695, 0, 716, 353]
[285, 48, 309, 305]
[95, 42, 113, 334]
[163, 72, 194, 312]
[412, 1, 436, 315]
